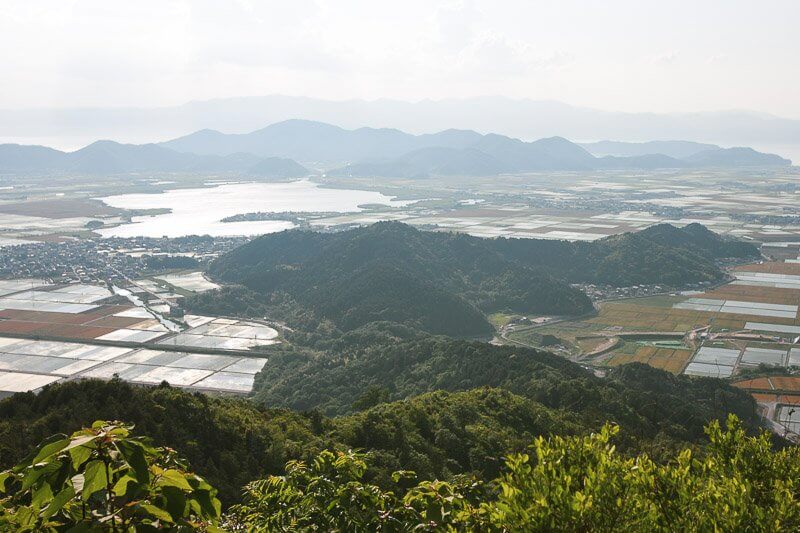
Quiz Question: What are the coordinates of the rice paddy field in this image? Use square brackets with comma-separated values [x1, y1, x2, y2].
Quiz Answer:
[0, 336, 268, 398]
[154, 271, 220, 293]
[0, 278, 280, 396]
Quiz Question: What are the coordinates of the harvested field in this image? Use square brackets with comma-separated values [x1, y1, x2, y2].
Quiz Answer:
[588, 302, 721, 332]
[734, 376, 800, 393]
[769, 376, 800, 392]
[736, 262, 800, 276]
[604, 344, 692, 374]
[702, 284, 800, 306]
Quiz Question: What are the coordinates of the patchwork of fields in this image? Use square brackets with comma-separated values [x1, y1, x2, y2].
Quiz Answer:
[518, 259, 800, 437]
[0, 279, 278, 396]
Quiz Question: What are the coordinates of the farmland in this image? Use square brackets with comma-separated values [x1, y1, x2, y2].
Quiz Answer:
[0, 277, 281, 397]
[511, 258, 800, 438]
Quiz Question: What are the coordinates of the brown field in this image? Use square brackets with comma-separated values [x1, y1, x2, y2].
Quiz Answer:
[588, 302, 720, 332]
[0, 198, 121, 219]
[86, 315, 149, 329]
[604, 345, 692, 374]
[575, 336, 612, 353]
[746, 393, 800, 405]
[735, 262, 800, 276]
[752, 393, 779, 403]
[702, 284, 800, 306]
[778, 396, 800, 405]
[734, 377, 774, 391]
[734, 376, 800, 393]
[589, 292, 800, 333]
[768, 376, 800, 392]
[0, 305, 156, 341]
[0, 306, 133, 325]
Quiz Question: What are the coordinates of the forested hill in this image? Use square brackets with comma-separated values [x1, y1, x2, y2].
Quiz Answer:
[205, 222, 757, 336]
[208, 222, 593, 336]
[492, 222, 759, 286]
[0, 339, 761, 504]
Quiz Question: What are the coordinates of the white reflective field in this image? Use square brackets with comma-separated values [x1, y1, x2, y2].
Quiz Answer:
[0, 337, 269, 395]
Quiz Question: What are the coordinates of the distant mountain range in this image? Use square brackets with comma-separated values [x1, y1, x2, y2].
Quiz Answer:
[2, 95, 800, 150]
[580, 140, 722, 159]
[163, 120, 790, 176]
[0, 140, 308, 177]
[0, 119, 791, 176]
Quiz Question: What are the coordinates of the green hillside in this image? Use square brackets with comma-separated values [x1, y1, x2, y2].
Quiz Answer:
[202, 222, 753, 337]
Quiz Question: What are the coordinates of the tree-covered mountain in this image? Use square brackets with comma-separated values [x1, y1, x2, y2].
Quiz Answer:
[0, 140, 309, 176]
[206, 222, 594, 336]
[252, 336, 758, 443]
[491, 222, 759, 286]
[201, 222, 755, 337]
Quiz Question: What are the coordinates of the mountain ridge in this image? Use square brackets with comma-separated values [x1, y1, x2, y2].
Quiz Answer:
[0, 139, 309, 177]
[2, 95, 799, 148]
[0, 119, 791, 176]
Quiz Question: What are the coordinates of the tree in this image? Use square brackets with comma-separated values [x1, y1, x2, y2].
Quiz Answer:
[228, 416, 800, 531]
[0, 421, 221, 531]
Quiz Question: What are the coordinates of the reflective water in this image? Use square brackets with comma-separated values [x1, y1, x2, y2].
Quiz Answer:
[98, 179, 410, 238]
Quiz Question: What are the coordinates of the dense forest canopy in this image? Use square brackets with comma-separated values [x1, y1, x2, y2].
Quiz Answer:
[200, 222, 756, 336]
[3, 413, 799, 531]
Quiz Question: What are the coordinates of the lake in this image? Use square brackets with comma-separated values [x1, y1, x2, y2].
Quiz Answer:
[98, 180, 411, 238]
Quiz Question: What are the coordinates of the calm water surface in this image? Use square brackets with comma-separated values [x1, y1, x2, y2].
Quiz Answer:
[98, 179, 411, 238]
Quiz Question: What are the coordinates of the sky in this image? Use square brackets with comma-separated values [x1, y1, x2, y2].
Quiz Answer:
[1, 0, 799, 118]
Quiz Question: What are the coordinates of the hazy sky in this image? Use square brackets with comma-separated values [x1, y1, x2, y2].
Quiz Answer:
[2, 0, 798, 118]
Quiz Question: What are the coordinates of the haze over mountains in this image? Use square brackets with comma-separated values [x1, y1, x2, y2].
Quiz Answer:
[0, 140, 308, 177]
[0, 119, 791, 177]
[3, 96, 800, 151]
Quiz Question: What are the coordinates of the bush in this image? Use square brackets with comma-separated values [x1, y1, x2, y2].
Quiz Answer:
[0, 421, 221, 531]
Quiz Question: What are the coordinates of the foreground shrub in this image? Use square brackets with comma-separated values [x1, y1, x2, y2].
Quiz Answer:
[230, 415, 800, 532]
[0, 421, 221, 531]
[3, 415, 800, 531]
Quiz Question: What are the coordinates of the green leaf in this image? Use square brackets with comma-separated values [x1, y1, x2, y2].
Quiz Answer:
[31, 481, 54, 509]
[14, 505, 36, 527]
[112, 474, 137, 498]
[161, 485, 187, 519]
[31, 438, 70, 465]
[81, 460, 108, 501]
[0, 471, 11, 493]
[68, 444, 94, 472]
[116, 440, 149, 484]
[20, 461, 61, 491]
[157, 469, 193, 491]
[42, 485, 75, 519]
[139, 503, 175, 523]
